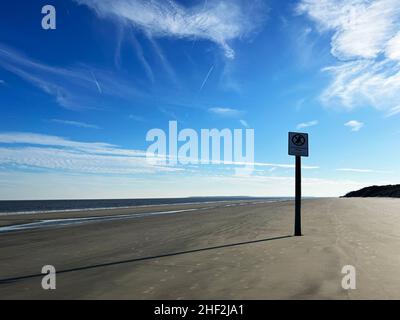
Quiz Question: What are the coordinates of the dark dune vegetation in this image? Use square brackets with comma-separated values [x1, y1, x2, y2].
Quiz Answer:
[344, 185, 400, 198]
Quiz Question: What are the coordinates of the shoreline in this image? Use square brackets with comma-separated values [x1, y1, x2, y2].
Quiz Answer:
[0, 199, 290, 228]
[0, 197, 291, 216]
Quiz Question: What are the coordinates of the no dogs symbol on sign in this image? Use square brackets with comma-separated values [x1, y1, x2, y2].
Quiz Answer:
[288, 132, 309, 157]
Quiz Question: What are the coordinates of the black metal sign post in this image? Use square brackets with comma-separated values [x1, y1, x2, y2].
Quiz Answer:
[295, 155, 302, 236]
[288, 132, 309, 237]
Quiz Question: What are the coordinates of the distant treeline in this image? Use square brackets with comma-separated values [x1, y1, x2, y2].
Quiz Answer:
[343, 185, 400, 198]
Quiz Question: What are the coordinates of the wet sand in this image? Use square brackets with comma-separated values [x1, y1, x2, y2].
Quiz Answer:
[1, 198, 400, 299]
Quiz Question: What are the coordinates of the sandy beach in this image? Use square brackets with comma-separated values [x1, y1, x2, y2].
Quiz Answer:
[1, 198, 400, 299]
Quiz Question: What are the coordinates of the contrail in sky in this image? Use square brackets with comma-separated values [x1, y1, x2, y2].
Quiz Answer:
[199, 64, 214, 93]
[91, 70, 102, 94]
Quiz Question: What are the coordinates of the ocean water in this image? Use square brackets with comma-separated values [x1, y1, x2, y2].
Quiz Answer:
[0, 197, 289, 215]
[0, 208, 201, 233]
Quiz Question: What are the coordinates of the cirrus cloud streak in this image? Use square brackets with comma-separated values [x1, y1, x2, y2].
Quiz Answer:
[74, 0, 267, 59]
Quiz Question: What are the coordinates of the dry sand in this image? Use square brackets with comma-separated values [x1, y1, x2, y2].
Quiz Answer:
[1, 198, 400, 299]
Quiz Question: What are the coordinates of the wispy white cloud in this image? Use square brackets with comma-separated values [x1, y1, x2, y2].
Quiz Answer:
[74, 0, 267, 59]
[385, 105, 400, 117]
[189, 159, 319, 170]
[208, 107, 243, 117]
[147, 36, 178, 84]
[298, 0, 400, 115]
[386, 31, 400, 60]
[297, 0, 400, 60]
[344, 120, 364, 132]
[0, 132, 177, 175]
[114, 24, 124, 68]
[337, 168, 393, 174]
[296, 120, 318, 129]
[0, 44, 138, 110]
[0, 132, 141, 156]
[243, 162, 319, 170]
[130, 33, 155, 83]
[321, 59, 400, 115]
[0, 132, 319, 177]
[50, 119, 100, 129]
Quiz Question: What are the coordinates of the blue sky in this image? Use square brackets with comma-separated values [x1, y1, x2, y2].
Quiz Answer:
[1, 0, 400, 199]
